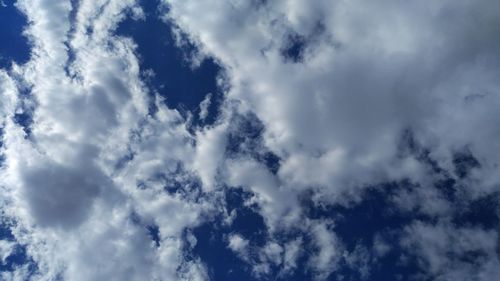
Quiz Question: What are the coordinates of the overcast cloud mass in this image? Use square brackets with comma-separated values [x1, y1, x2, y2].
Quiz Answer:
[0, 0, 500, 280]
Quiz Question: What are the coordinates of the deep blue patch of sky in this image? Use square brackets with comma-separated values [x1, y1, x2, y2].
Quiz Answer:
[0, 0, 30, 69]
[190, 185, 426, 281]
[115, 0, 222, 125]
[189, 144, 494, 281]
[281, 33, 306, 63]
[187, 188, 268, 281]
[0, 220, 38, 277]
[302, 184, 426, 280]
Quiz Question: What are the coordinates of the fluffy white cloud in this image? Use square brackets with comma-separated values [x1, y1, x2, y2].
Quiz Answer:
[0, 0, 208, 280]
[162, 0, 500, 279]
[163, 0, 500, 197]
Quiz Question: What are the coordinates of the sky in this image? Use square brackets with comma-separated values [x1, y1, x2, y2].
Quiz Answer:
[0, 0, 500, 280]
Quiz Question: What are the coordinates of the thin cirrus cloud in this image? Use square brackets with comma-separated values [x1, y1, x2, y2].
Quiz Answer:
[0, 0, 499, 280]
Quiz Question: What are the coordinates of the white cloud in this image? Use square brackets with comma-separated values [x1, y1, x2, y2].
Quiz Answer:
[162, 0, 500, 279]
[227, 233, 250, 260]
[191, 121, 228, 191]
[163, 0, 500, 197]
[199, 93, 212, 121]
[0, 0, 208, 280]
[0, 240, 15, 263]
[308, 220, 343, 280]
[282, 238, 302, 273]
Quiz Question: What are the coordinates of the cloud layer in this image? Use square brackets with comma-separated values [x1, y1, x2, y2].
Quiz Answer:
[1, 0, 500, 280]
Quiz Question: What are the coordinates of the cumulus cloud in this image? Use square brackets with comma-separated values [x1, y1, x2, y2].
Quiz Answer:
[1, 0, 500, 280]
[0, 0, 207, 280]
[163, 0, 500, 194]
[162, 0, 500, 279]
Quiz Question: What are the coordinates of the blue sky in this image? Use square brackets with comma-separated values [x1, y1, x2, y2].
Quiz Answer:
[1, 1, 500, 281]
[0, 0, 30, 68]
